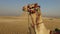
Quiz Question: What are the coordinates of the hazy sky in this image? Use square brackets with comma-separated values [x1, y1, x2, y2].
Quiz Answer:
[0, 0, 60, 17]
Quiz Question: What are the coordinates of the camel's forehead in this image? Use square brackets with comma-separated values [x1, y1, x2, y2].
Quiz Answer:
[23, 4, 34, 8]
[23, 3, 39, 8]
[29, 4, 34, 7]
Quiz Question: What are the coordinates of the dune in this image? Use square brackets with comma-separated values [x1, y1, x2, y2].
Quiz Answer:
[0, 16, 28, 34]
[0, 13, 60, 34]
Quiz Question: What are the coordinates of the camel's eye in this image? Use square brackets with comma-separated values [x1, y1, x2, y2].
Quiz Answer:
[32, 7, 34, 8]
[29, 7, 34, 9]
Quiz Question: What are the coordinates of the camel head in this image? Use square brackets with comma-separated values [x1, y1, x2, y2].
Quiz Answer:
[22, 3, 40, 13]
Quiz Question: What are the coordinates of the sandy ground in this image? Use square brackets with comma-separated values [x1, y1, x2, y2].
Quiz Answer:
[0, 13, 60, 34]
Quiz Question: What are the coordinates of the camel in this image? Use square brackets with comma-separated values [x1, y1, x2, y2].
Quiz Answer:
[22, 3, 50, 34]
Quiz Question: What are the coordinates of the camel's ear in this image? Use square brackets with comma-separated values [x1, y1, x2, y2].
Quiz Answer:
[22, 7, 25, 11]
[27, 5, 30, 8]
[38, 6, 40, 8]
[34, 3, 38, 5]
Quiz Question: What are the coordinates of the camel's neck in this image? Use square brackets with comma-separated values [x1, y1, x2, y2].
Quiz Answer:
[29, 7, 42, 25]
[29, 11, 42, 25]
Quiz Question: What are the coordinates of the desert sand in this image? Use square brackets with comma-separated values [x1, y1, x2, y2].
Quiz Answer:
[0, 13, 60, 34]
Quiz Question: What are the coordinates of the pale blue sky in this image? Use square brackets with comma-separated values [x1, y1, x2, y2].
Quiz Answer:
[0, 0, 60, 17]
